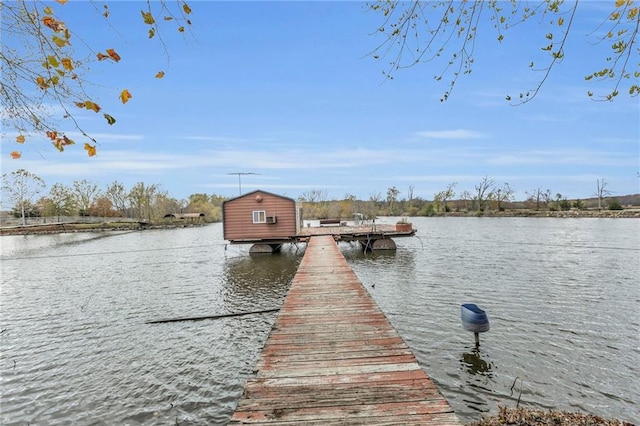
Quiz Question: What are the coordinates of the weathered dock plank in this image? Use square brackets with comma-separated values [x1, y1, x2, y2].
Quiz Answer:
[229, 235, 461, 425]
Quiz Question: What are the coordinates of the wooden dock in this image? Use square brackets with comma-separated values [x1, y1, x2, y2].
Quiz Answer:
[240, 223, 416, 253]
[297, 223, 415, 241]
[230, 235, 461, 425]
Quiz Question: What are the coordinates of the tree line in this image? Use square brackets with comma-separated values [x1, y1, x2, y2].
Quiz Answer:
[1, 169, 225, 225]
[1, 170, 628, 226]
[290, 177, 625, 219]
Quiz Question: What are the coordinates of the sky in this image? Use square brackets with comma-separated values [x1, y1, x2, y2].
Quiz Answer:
[1, 1, 639, 204]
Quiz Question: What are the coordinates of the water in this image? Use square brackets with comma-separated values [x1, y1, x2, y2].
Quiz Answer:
[345, 218, 639, 423]
[1, 218, 638, 424]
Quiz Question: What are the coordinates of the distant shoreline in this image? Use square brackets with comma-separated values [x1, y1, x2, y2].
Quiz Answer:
[0, 221, 208, 236]
[1, 209, 638, 237]
[430, 209, 640, 219]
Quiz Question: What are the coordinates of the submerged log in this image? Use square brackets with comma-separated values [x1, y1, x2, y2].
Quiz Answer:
[147, 308, 279, 324]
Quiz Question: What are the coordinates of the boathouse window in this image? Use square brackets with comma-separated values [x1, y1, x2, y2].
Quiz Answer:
[252, 210, 267, 223]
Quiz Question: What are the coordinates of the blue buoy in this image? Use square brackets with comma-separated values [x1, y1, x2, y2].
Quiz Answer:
[461, 303, 490, 347]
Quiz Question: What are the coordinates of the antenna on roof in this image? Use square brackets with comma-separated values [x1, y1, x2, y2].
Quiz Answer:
[228, 172, 259, 196]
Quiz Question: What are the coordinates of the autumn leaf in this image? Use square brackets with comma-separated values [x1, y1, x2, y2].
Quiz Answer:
[107, 48, 121, 62]
[148, 28, 155, 39]
[10, 151, 22, 160]
[97, 49, 121, 62]
[53, 135, 75, 151]
[53, 139, 64, 152]
[52, 35, 68, 47]
[141, 10, 155, 25]
[155, 71, 165, 79]
[120, 89, 132, 104]
[44, 17, 68, 33]
[44, 6, 54, 15]
[56, 0, 69, 4]
[75, 101, 100, 112]
[36, 76, 48, 89]
[42, 17, 56, 30]
[47, 55, 59, 68]
[61, 58, 73, 70]
[183, 3, 192, 14]
[84, 101, 101, 112]
[16, 135, 26, 144]
[104, 113, 116, 125]
[46, 131, 58, 141]
[84, 143, 97, 157]
[178, 26, 185, 32]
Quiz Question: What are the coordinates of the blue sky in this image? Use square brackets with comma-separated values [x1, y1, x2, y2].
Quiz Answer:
[2, 1, 638, 203]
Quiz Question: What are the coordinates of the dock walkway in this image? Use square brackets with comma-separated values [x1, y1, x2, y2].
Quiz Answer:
[230, 235, 461, 425]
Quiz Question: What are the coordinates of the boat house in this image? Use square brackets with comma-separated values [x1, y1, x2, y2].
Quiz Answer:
[223, 189, 417, 253]
[222, 190, 300, 252]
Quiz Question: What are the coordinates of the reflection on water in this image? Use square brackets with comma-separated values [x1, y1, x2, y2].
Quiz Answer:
[461, 347, 494, 377]
[1, 219, 639, 425]
[458, 345, 498, 415]
[221, 248, 301, 313]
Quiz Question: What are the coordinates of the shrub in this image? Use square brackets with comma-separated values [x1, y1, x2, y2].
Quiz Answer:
[421, 204, 436, 216]
[559, 199, 572, 211]
[608, 199, 624, 210]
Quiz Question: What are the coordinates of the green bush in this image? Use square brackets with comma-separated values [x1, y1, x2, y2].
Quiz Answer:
[421, 204, 436, 216]
[608, 199, 624, 210]
[559, 199, 572, 211]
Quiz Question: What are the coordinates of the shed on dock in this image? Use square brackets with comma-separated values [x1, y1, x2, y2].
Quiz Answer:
[223, 190, 299, 244]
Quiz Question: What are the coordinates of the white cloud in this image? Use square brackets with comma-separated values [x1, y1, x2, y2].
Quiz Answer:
[486, 149, 635, 166]
[413, 129, 487, 139]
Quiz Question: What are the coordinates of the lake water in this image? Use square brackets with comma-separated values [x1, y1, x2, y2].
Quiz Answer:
[1, 217, 638, 424]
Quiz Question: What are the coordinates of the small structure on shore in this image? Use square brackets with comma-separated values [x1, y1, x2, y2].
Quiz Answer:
[163, 212, 205, 223]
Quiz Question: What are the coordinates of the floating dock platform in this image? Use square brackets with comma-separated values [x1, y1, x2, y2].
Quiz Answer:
[230, 235, 461, 425]
[237, 223, 416, 253]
